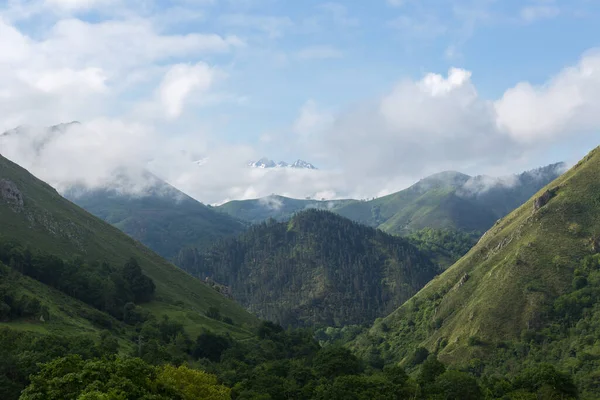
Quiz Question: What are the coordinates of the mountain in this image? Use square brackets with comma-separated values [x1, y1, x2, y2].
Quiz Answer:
[351, 147, 600, 396]
[247, 157, 317, 169]
[216, 195, 355, 224]
[0, 153, 258, 340]
[219, 164, 566, 238]
[175, 209, 438, 328]
[336, 163, 567, 235]
[64, 172, 247, 260]
[1, 123, 247, 260]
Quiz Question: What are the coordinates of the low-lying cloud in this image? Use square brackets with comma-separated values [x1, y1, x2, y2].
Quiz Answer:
[1, 2, 600, 205]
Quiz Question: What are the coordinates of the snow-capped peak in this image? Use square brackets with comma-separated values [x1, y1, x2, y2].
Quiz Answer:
[247, 157, 318, 170]
[291, 159, 317, 170]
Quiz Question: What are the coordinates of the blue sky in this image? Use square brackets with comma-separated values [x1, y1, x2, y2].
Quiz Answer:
[1, 0, 600, 203]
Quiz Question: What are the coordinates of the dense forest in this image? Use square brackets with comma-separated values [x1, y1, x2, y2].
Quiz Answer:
[406, 228, 480, 269]
[175, 210, 438, 327]
[0, 238, 577, 399]
[0, 320, 579, 400]
[0, 237, 155, 324]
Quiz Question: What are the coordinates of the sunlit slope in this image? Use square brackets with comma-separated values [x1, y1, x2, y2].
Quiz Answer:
[0, 154, 258, 338]
[353, 148, 600, 364]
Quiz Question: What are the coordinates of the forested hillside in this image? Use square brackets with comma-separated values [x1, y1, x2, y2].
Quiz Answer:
[176, 210, 438, 327]
[0, 154, 257, 339]
[66, 176, 247, 260]
[351, 147, 600, 398]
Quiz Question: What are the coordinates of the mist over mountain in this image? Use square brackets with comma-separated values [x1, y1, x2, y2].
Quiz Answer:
[247, 158, 318, 170]
[219, 163, 567, 237]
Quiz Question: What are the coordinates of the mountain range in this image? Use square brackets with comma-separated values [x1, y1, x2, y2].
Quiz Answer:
[2, 133, 599, 397]
[218, 163, 567, 237]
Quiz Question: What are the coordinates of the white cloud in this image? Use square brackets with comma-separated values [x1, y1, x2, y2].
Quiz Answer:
[0, 16, 242, 131]
[495, 51, 600, 142]
[159, 63, 217, 119]
[292, 100, 334, 137]
[44, 0, 119, 11]
[1, 0, 600, 206]
[5, 52, 600, 205]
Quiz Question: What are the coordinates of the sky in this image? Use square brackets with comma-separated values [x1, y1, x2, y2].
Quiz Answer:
[1, 0, 600, 204]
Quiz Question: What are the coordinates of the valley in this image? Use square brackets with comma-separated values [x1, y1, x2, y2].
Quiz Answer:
[1, 4, 599, 397]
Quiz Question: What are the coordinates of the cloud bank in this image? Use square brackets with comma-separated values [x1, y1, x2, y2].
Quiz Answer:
[0, 1, 599, 205]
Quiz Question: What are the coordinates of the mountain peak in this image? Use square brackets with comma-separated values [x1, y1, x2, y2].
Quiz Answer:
[291, 159, 317, 169]
[247, 157, 318, 170]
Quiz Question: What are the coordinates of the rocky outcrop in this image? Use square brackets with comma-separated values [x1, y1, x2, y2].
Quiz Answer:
[454, 273, 470, 290]
[0, 179, 24, 211]
[533, 187, 559, 211]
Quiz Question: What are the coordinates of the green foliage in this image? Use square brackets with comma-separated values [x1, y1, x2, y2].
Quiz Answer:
[177, 209, 437, 327]
[350, 147, 600, 397]
[219, 165, 563, 239]
[66, 183, 246, 260]
[206, 307, 222, 321]
[432, 370, 483, 400]
[19, 355, 230, 400]
[313, 346, 363, 379]
[193, 331, 231, 362]
[156, 364, 231, 400]
[0, 153, 259, 339]
[0, 239, 155, 322]
[407, 228, 479, 269]
[512, 364, 578, 399]
[0, 328, 110, 399]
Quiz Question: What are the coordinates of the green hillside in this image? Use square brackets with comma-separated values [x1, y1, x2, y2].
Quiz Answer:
[216, 195, 354, 224]
[218, 165, 565, 238]
[176, 209, 438, 327]
[336, 165, 565, 235]
[65, 177, 247, 260]
[351, 147, 600, 397]
[0, 154, 258, 340]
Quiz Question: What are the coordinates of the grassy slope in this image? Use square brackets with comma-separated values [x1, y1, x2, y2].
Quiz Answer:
[334, 172, 496, 234]
[352, 147, 600, 365]
[0, 155, 258, 339]
[219, 168, 563, 240]
[66, 183, 247, 260]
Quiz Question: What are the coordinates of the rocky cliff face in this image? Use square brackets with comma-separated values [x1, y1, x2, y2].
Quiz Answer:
[0, 179, 24, 211]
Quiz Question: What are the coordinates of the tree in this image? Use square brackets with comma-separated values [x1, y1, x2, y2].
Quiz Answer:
[512, 364, 578, 399]
[122, 258, 155, 303]
[193, 332, 231, 362]
[313, 346, 362, 379]
[433, 370, 483, 400]
[156, 364, 230, 400]
[417, 354, 446, 388]
[206, 307, 221, 321]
